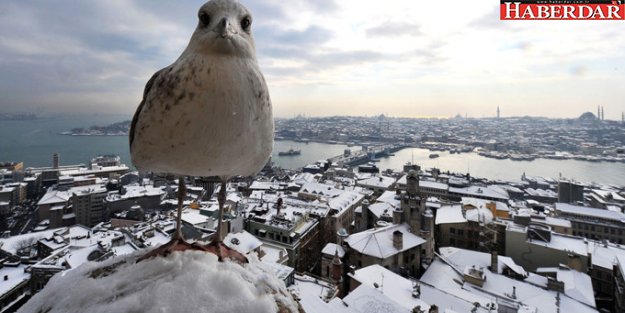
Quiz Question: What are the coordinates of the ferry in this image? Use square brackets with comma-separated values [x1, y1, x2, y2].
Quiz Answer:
[278, 148, 301, 156]
[358, 163, 380, 173]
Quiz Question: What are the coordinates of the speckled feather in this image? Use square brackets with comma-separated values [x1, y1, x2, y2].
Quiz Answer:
[130, 0, 273, 178]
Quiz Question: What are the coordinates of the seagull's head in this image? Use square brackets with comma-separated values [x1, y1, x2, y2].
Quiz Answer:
[189, 0, 256, 59]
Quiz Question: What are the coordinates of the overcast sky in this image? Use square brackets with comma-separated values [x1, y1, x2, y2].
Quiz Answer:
[1, 0, 624, 119]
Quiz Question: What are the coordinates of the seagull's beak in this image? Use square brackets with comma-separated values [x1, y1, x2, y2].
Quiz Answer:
[214, 17, 235, 39]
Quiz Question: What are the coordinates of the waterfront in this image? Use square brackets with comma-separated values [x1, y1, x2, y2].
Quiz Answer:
[1, 115, 624, 186]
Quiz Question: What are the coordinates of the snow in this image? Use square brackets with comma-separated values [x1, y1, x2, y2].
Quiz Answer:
[430, 247, 598, 313]
[342, 284, 407, 313]
[0, 264, 29, 296]
[328, 191, 364, 213]
[348, 264, 429, 311]
[449, 185, 509, 201]
[19, 251, 300, 313]
[464, 207, 494, 223]
[367, 202, 395, 219]
[345, 223, 426, 259]
[224, 230, 263, 255]
[434, 205, 466, 225]
[321, 243, 345, 258]
[356, 176, 396, 190]
[555, 203, 625, 222]
[375, 191, 401, 208]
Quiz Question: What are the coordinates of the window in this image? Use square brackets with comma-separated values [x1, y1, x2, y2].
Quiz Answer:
[458, 229, 464, 236]
[450, 228, 456, 234]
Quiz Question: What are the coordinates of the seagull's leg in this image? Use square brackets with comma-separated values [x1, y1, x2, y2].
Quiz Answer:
[173, 177, 185, 240]
[205, 178, 248, 264]
[215, 179, 227, 242]
[137, 176, 207, 262]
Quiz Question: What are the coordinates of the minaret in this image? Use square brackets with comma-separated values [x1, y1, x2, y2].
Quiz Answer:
[622, 112, 624, 124]
[598, 106, 601, 120]
[601, 106, 605, 121]
[497, 106, 500, 119]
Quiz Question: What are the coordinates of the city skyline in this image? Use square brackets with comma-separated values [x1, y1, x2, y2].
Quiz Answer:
[1, 0, 624, 119]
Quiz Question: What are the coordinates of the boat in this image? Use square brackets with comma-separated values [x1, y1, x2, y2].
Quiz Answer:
[429, 153, 439, 159]
[358, 163, 380, 173]
[278, 148, 301, 156]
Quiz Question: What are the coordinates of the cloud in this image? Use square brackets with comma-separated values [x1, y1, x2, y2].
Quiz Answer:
[366, 22, 423, 37]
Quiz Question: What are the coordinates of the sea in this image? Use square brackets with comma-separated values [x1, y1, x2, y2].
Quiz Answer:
[1, 114, 624, 186]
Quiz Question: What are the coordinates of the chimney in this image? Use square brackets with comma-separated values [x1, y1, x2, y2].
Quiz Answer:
[393, 208, 403, 225]
[331, 250, 342, 283]
[53, 153, 60, 169]
[276, 197, 283, 216]
[490, 250, 498, 273]
[393, 230, 403, 250]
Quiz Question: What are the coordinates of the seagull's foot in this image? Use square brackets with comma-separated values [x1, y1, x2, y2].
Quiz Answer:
[205, 240, 248, 264]
[136, 237, 209, 263]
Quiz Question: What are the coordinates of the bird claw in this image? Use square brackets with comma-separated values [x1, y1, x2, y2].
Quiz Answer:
[204, 241, 249, 264]
[136, 237, 209, 263]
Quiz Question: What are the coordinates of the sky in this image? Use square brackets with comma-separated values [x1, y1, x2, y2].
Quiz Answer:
[0, 0, 624, 119]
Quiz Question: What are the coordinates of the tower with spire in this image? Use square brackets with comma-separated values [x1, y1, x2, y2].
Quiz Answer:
[598, 105, 601, 121]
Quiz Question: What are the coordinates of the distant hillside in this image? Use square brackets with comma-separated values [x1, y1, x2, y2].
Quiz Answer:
[61, 120, 130, 136]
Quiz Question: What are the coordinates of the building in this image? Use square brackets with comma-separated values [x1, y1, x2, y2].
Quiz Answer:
[0, 262, 30, 312]
[344, 223, 425, 276]
[558, 180, 584, 203]
[73, 186, 108, 227]
[245, 195, 326, 273]
[555, 203, 625, 244]
[615, 256, 625, 313]
[105, 184, 166, 214]
[506, 223, 625, 310]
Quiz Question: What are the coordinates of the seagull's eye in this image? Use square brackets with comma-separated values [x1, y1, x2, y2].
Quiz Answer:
[199, 12, 210, 26]
[241, 17, 251, 31]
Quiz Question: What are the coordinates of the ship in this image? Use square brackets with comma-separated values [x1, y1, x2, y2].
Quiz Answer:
[278, 148, 301, 156]
[358, 162, 380, 173]
[429, 153, 440, 159]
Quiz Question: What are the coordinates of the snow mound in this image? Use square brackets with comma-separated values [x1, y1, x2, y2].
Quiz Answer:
[19, 250, 301, 313]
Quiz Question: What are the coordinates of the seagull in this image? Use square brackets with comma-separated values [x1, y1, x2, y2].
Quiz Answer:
[130, 0, 273, 262]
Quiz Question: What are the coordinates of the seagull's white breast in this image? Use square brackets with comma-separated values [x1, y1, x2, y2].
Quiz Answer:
[131, 54, 273, 177]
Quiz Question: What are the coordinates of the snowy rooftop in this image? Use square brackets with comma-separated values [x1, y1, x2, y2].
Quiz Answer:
[328, 191, 364, 213]
[349, 264, 490, 313]
[461, 197, 509, 212]
[0, 264, 29, 296]
[321, 243, 345, 258]
[356, 175, 396, 190]
[465, 207, 494, 223]
[449, 185, 509, 201]
[425, 248, 598, 313]
[367, 202, 395, 219]
[300, 182, 344, 198]
[106, 184, 165, 202]
[435, 205, 466, 225]
[374, 190, 401, 208]
[224, 230, 262, 255]
[535, 267, 595, 307]
[344, 223, 426, 259]
[525, 188, 557, 198]
[37, 190, 71, 206]
[555, 203, 625, 222]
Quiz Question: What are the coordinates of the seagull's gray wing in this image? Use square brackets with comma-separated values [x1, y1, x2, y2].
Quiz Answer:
[129, 67, 169, 150]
